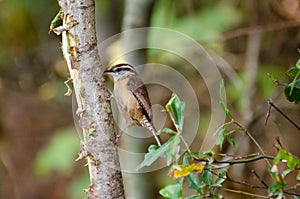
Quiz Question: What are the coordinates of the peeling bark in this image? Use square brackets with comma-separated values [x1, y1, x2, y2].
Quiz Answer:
[56, 0, 125, 198]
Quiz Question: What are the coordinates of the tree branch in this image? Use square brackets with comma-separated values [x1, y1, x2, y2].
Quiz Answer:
[215, 154, 274, 165]
[220, 187, 269, 198]
[211, 20, 300, 43]
[233, 120, 271, 166]
[56, 0, 125, 198]
[266, 99, 300, 131]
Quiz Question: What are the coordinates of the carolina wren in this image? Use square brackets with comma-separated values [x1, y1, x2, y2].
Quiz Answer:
[104, 63, 162, 146]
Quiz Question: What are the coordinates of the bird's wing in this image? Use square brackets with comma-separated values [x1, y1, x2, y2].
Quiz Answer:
[128, 76, 153, 121]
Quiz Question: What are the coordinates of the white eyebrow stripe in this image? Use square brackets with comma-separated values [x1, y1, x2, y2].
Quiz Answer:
[112, 64, 136, 72]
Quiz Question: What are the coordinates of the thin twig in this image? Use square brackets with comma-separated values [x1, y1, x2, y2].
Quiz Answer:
[212, 170, 300, 196]
[180, 135, 192, 154]
[251, 170, 268, 188]
[267, 99, 300, 131]
[275, 136, 284, 149]
[215, 153, 259, 159]
[210, 20, 300, 43]
[267, 73, 288, 86]
[215, 153, 237, 158]
[233, 120, 271, 166]
[175, 120, 192, 153]
[215, 120, 235, 135]
[264, 101, 272, 126]
[210, 170, 266, 189]
[283, 190, 300, 196]
[285, 183, 300, 191]
[215, 155, 274, 165]
[220, 187, 268, 198]
[226, 177, 266, 189]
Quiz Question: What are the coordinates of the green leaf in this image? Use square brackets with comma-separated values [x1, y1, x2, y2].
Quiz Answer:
[220, 101, 233, 119]
[136, 134, 181, 170]
[183, 153, 189, 166]
[215, 122, 233, 151]
[294, 196, 300, 199]
[274, 148, 300, 170]
[286, 67, 300, 79]
[226, 131, 236, 148]
[296, 58, 300, 69]
[159, 180, 183, 199]
[216, 128, 225, 151]
[220, 78, 225, 88]
[185, 195, 200, 199]
[166, 134, 181, 165]
[166, 94, 186, 132]
[202, 167, 212, 185]
[268, 181, 286, 196]
[202, 150, 215, 164]
[219, 79, 233, 119]
[213, 172, 227, 187]
[187, 173, 202, 190]
[284, 79, 300, 103]
[49, 9, 63, 32]
[157, 128, 177, 135]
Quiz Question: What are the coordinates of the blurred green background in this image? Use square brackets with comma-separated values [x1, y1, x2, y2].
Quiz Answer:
[0, 0, 300, 198]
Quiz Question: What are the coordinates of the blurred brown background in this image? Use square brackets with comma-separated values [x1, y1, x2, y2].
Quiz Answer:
[0, 0, 300, 198]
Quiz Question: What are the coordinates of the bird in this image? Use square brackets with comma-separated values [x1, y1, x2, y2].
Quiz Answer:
[103, 63, 162, 146]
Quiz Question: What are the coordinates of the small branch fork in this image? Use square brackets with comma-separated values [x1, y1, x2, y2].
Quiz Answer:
[210, 169, 300, 197]
[232, 120, 271, 166]
[187, 104, 300, 197]
[173, 85, 300, 198]
[265, 99, 300, 131]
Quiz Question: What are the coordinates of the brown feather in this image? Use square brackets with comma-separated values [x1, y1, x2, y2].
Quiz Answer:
[127, 75, 153, 122]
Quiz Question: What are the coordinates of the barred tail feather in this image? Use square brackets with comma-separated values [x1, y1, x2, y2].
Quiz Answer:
[141, 117, 162, 146]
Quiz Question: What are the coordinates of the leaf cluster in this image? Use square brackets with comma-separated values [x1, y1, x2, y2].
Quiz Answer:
[284, 58, 300, 103]
[137, 70, 300, 198]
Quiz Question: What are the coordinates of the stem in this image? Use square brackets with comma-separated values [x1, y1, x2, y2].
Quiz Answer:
[267, 99, 300, 131]
[180, 135, 191, 153]
[211, 170, 266, 189]
[220, 187, 269, 198]
[233, 120, 271, 166]
[215, 155, 274, 165]
[251, 170, 268, 188]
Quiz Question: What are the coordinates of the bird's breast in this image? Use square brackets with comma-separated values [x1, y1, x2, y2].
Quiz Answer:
[114, 78, 143, 125]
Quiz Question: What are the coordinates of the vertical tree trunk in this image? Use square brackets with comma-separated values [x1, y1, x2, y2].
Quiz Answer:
[122, 0, 155, 67]
[56, 0, 125, 198]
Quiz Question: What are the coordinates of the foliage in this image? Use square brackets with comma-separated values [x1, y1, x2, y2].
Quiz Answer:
[137, 79, 300, 198]
[136, 94, 183, 171]
[284, 58, 300, 103]
[268, 148, 300, 197]
[138, 94, 228, 198]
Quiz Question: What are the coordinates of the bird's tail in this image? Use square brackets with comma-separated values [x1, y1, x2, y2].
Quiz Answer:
[141, 117, 162, 146]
